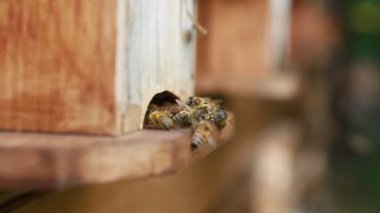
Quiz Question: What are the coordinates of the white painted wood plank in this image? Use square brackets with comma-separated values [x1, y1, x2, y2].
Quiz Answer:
[120, 0, 196, 132]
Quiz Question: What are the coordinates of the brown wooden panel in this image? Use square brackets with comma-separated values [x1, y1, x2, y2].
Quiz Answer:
[197, 0, 271, 94]
[291, 3, 341, 68]
[0, 0, 117, 134]
[0, 114, 233, 189]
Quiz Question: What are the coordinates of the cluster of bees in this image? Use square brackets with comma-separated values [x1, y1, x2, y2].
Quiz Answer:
[144, 97, 228, 149]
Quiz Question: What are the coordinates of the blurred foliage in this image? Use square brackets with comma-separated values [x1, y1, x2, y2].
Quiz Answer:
[330, 0, 380, 212]
[345, 0, 380, 60]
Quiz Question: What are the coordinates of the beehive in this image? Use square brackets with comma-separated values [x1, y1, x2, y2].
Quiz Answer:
[197, 0, 293, 96]
[0, 0, 196, 135]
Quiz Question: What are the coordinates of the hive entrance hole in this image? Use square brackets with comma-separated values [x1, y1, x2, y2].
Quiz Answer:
[143, 91, 180, 128]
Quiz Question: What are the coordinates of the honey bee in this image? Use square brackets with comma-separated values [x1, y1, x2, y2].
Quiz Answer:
[185, 97, 212, 115]
[144, 96, 227, 149]
[211, 106, 228, 130]
[197, 107, 212, 121]
[172, 110, 193, 128]
[173, 99, 199, 127]
[191, 120, 215, 149]
[175, 97, 227, 128]
[148, 110, 175, 130]
[186, 96, 211, 109]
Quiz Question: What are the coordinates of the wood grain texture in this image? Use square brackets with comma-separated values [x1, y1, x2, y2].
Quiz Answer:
[0, 119, 233, 189]
[0, 0, 196, 135]
[0, 0, 117, 134]
[121, 0, 196, 132]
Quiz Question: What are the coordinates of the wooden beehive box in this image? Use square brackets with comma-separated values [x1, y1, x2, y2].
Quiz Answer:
[197, 0, 297, 98]
[0, 0, 196, 135]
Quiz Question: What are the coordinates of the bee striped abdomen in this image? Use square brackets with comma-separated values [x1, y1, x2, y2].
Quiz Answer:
[144, 96, 226, 149]
[191, 132, 207, 148]
[148, 110, 175, 130]
[191, 121, 213, 149]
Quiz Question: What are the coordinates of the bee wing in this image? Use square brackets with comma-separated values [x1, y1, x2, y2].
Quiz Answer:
[212, 99, 223, 105]
[200, 97, 212, 102]
[207, 137, 217, 149]
[190, 116, 199, 128]
[175, 99, 192, 110]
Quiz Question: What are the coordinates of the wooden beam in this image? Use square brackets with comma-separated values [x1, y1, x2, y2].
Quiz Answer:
[196, 72, 300, 101]
[0, 191, 44, 212]
[0, 121, 233, 189]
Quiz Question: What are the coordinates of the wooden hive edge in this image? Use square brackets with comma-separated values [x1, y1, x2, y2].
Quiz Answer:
[0, 114, 234, 190]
